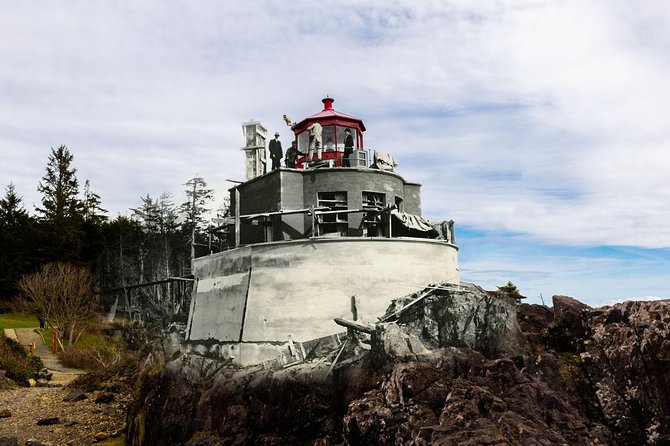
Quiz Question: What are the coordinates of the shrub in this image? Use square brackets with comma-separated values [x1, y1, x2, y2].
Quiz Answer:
[15, 262, 98, 348]
[59, 333, 133, 372]
[497, 281, 526, 304]
[0, 333, 43, 384]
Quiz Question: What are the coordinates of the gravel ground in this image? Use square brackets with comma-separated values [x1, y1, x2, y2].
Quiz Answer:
[0, 385, 128, 445]
[1, 329, 129, 445]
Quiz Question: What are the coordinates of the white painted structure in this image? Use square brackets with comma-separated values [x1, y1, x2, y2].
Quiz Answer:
[185, 237, 458, 365]
[185, 102, 460, 366]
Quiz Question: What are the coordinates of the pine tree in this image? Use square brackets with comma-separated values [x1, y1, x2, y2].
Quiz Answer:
[79, 179, 108, 269]
[156, 192, 181, 277]
[36, 145, 81, 224]
[35, 145, 84, 261]
[0, 184, 37, 301]
[497, 281, 526, 304]
[81, 179, 108, 224]
[0, 183, 29, 225]
[179, 176, 214, 259]
[131, 193, 182, 281]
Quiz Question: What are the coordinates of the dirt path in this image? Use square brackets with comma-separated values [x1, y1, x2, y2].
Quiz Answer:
[0, 328, 127, 445]
[13, 328, 84, 386]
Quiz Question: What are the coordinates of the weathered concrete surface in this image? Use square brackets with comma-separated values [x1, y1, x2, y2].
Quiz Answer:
[128, 293, 670, 446]
[186, 238, 459, 349]
[185, 246, 251, 342]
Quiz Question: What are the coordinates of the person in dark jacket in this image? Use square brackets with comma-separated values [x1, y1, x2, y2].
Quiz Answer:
[343, 128, 354, 167]
[285, 141, 303, 168]
[269, 132, 283, 170]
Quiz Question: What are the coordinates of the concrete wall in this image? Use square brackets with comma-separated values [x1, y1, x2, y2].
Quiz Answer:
[233, 168, 423, 244]
[301, 168, 406, 237]
[403, 183, 422, 215]
[279, 170, 306, 240]
[237, 173, 282, 244]
[186, 238, 459, 344]
[186, 247, 252, 341]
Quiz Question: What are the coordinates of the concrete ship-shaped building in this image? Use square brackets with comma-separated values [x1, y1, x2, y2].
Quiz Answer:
[185, 97, 460, 366]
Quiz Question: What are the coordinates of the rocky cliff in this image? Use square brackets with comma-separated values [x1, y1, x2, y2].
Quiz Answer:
[126, 284, 670, 445]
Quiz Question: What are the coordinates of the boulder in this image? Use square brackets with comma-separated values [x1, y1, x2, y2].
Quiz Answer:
[36, 417, 59, 426]
[388, 284, 525, 358]
[552, 295, 591, 334]
[93, 432, 109, 441]
[95, 393, 115, 404]
[63, 388, 87, 402]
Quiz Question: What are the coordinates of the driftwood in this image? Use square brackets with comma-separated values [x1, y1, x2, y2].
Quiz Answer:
[378, 290, 434, 322]
[333, 318, 374, 334]
[325, 339, 348, 377]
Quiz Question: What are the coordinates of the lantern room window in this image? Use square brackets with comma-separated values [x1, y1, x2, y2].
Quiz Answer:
[297, 126, 360, 154]
[337, 126, 358, 151]
[323, 126, 336, 152]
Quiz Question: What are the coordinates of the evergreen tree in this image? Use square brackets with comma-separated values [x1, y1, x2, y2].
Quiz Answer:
[36, 146, 81, 224]
[81, 179, 108, 224]
[0, 184, 38, 302]
[131, 193, 183, 281]
[497, 281, 526, 304]
[179, 176, 213, 258]
[97, 215, 144, 290]
[35, 145, 84, 261]
[131, 194, 162, 282]
[0, 183, 28, 225]
[156, 192, 182, 276]
[79, 180, 108, 269]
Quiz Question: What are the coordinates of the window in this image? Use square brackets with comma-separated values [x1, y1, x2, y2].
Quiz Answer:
[394, 196, 404, 212]
[362, 192, 386, 236]
[297, 131, 310, 154]
[336, 126, 358, 151]
[317, 192, 348, 236]
[322, 126, 336, 152]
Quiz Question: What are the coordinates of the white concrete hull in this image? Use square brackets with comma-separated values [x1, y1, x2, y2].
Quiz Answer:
[185, 237, 459, 365]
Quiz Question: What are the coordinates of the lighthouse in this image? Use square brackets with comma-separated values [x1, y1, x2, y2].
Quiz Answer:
[185, 97, 459, 366]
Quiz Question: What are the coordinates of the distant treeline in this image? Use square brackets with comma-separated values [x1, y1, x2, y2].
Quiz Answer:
[0, 145, 229, 305]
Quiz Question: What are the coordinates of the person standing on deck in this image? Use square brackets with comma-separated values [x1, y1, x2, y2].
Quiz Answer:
[343, 128, 354, 167]
[307, 121, 322, 161]
[269, 132, 283, 170]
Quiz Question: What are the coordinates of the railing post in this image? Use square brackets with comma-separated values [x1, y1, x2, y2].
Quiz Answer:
[235, 188, 241, 247]
[310, 205, 316, 237]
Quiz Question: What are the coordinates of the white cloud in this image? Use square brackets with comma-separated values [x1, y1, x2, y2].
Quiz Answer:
[1, 1, 669, 302]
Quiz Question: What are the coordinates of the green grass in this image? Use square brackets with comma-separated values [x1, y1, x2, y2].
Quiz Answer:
[0, 313, 39, 329]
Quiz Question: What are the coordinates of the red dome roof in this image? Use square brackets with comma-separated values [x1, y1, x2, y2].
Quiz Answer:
[293, 97, 366, 132]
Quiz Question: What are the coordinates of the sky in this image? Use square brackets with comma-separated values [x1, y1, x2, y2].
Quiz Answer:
[1, 1, 669, 307]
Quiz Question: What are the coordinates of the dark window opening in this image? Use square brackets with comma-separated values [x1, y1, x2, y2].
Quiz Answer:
[317, 191, 348, 236]
[362, 192, 386, 237]
[395, 196, 404, 212]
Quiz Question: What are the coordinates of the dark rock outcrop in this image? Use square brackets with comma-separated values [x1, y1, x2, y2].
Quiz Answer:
[126, 286, 670, 446]
[62, 388, 87, 402]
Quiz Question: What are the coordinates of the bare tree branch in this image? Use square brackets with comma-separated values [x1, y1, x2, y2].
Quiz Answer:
[16, 262, 99, 346]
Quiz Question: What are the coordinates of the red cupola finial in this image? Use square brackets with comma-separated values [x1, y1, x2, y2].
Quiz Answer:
[322, 96, 334, 111]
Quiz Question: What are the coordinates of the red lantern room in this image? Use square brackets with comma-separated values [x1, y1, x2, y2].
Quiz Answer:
[292, 96, 366, 168]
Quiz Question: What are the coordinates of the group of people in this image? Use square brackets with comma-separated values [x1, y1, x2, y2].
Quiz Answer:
[268, 132, 302, 169]
[267, 126, 356, 170]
